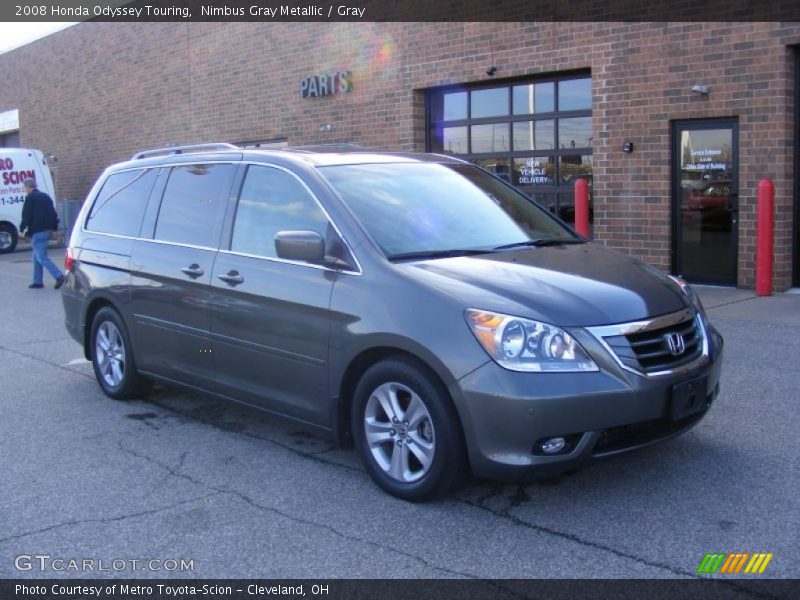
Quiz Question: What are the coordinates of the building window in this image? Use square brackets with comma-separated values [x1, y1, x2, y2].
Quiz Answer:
[427, 74, 592, 225]
[0, 131, 20, 147]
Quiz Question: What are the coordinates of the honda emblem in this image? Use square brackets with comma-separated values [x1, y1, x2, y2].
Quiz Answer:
[665, 332, 686, 356]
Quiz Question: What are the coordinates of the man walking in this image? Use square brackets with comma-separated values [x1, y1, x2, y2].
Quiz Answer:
[20, 178, 64, 289]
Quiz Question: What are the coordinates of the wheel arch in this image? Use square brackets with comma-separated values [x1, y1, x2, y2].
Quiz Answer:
[334, 344, 463, 448]
[82, 296, 118, 360]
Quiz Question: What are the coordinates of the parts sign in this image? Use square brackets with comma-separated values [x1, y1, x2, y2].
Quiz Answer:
[300, 71, 354, 99]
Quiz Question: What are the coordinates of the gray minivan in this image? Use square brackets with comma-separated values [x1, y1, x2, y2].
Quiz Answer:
[61, 144, 723, 501]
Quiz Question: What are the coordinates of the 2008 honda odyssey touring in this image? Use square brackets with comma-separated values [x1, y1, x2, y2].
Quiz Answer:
[62, 143, 723, 501]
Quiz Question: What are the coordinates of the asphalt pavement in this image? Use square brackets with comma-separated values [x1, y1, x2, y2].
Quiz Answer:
[0, 248, 798, 580]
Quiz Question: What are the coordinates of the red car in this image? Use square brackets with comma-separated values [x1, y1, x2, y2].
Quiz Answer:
[685, 180, 734, 211]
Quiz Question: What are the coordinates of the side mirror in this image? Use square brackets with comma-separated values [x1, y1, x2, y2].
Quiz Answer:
[274, 230, 325, 263]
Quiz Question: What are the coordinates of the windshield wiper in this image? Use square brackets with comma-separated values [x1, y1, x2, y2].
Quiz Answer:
[494, 238, 586, 250]
[387, 248, 495, 262]
[388, 238, 585, 261]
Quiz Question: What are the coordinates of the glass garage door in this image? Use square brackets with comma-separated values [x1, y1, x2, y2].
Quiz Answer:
[427, 75, 593, 230]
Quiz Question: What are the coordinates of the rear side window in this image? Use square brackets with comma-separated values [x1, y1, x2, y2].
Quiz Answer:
[154, 163, 234, 247]
[85, 169, 157, 237]
[230, 165, 329, 258]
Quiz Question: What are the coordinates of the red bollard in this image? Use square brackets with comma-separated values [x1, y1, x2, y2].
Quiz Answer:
[574, 178, 590, 238]
[756, 178, 774, 296]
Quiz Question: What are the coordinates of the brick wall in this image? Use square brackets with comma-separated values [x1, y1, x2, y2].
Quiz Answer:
[0, 21, 797, 288]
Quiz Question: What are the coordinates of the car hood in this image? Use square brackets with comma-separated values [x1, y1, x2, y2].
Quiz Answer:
[397, 243, 689, 327]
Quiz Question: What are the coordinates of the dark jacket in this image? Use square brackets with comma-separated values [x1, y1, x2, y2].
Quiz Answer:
[20, 189, 59, 235]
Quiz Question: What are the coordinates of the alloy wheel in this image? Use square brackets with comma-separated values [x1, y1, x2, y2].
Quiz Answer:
[363, 382, 436, 483]
[95, 320, 126, 388]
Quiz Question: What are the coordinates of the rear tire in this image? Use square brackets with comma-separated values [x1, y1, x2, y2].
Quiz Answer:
[352, 357, 467, 501]
[0, 223, 18, 254]
[90, 307, 152, 400]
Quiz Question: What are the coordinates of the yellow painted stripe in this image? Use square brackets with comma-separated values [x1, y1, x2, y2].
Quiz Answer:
[747, 553, 766, 573]
[745, 554, 761, 573]
[758, 553, 773, 574]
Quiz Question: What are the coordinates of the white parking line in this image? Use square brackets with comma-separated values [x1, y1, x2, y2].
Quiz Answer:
[65, 358, 90, 366]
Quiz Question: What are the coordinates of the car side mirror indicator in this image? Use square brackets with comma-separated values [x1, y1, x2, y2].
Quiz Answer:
[275, 230, 326, 264]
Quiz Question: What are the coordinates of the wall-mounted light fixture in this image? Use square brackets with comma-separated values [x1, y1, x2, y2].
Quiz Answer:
[320, 123, 333, 133]
[691, 84, 709, 95]
[486, 44, 497, 77]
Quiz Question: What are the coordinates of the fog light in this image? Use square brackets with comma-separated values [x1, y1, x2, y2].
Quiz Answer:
[540, 437, 566, 454]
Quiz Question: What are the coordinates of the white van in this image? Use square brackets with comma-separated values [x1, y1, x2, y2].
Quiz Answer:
[0, 148, 56, 253]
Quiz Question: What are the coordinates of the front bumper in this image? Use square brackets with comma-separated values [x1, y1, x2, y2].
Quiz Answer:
[450, 323, 724, 481]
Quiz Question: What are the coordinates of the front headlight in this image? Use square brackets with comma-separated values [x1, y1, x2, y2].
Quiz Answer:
[465, 309, 599, 373]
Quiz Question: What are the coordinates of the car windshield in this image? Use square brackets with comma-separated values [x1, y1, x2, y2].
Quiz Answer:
[318, 162, 579, 260]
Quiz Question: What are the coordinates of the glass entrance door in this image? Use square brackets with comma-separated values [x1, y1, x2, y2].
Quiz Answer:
[672, 120, 739, 285]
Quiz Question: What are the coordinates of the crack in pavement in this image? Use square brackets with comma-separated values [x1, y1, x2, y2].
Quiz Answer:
[454, 488, 781, 600]
[4, 343, 787, 592]
[217, 491, 488, 582]
[146, 397, 361, 473]
[111, 440, 548, 598]
[110, 439, 779, 600]
[461, 486, 693, 577]
[16, 337, 77, 347]
[0, 343, 94, 381]
[129, 402, 789, 596]
[111, 440, 488, 583]
[115, 440, 211, 491]
[705, 295, 759, 310]
[131, 397, 698, 579]
[0, 494, 220, 545]
[139, 397, 700, 580]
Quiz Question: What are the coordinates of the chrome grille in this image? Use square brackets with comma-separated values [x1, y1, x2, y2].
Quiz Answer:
[587, 307, 708, 377]
[605, 316, 702, 373]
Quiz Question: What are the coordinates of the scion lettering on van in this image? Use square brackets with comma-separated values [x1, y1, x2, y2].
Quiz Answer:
[1, 172, 35, 186]
[0, 157, 36, 186]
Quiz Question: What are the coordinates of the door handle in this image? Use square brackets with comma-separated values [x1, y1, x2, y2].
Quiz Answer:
[217, 270, 245, 286]
[181, 264, 204, 279]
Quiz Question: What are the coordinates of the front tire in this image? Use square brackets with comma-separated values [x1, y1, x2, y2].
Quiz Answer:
[352, 357, 467, 501]
[0, 223, 18, 254]
[90, 307, 151, 400]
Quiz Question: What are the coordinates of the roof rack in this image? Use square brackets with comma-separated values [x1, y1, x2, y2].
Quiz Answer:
[131, 143, 239, 160]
